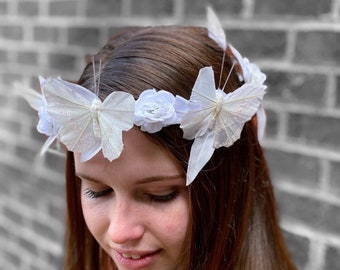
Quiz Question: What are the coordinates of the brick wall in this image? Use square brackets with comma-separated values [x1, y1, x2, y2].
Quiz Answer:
[1, 0, 340, 269]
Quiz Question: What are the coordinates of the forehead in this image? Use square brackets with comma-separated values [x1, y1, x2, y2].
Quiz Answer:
[74, 127, 184, 184]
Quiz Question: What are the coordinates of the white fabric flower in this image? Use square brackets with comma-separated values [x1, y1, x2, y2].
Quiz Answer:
[134, 89, 187, 133]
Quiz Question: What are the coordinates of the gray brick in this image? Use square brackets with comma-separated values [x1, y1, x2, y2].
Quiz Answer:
[17, 51, 38, 65]
[185, 0, 242, 16]
[0, 72, 23, 85]
[0, 118, 21, 134]
[18, 237, 39, 256]
[49, 0, 78, 16]
[0, 249, 21, 268]
[44, 151, 65, 173]
[18, 1, 39, 17]
[15, 145, 38, 163]
[35, 176, 64, 197]
[48, 202, 65, 225]
[3, 206, 23, 224]
[48, 53, 77, 71]
[86, 0, 122, 17]
[131, 0, 174, 16]
[295, 31, 340, 66]
[0, 163, 24, 186]
[0, 49, 7, 62]
[336, 76, 340, 108]
[265, 149, 320, 186]
[0, 25, 23, 40]
[67, 27, 101, 47]
[33, 26, 60, 43]
[265, 108, 279, 137]
[325, 246, 340, 270]
[255, 0, 332, 16]
[283, 230, 309, 269]
[276, 191, 340, 234]
[288, 113, 340, 150]
[0, 2, 8, 15]
[330, 161, 340, 197]
[0, 90, 9, 106]
[266, 71, 327, 106]
[47, 252, 63, 270]
[32, 219, 59, 242]
[228, 29, 287, 59]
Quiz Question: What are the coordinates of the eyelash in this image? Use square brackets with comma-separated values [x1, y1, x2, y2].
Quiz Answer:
[148, 191, 179, 203]
[84, 188, 112, 199]
[84, 188, 179, 203]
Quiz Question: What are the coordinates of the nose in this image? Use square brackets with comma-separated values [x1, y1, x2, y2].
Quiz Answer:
[108, 197, 146, 245]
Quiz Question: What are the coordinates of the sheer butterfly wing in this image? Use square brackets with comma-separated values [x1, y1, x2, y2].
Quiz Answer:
[214, 83, 267, 148]
[15, 82, 43, 111]
[99, 91, 135, 161]
[186, 131, 215, 186]
[41, 77, 101, 154]
[14, 82, 60, 153]
[207, 6, 227, 51]
[181, 66, 217, 139]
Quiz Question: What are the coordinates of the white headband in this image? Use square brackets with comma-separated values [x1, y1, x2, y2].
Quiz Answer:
[20, 7, 267, 185]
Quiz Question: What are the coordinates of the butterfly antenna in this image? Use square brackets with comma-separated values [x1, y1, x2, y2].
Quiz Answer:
[218, 51, 226, 89]
[222, 60, 236, 92]
[97, 58, 102, 96]
[92, 57, 98, 95]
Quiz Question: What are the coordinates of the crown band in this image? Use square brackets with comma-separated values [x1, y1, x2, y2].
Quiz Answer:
[20, 8, 267, 185]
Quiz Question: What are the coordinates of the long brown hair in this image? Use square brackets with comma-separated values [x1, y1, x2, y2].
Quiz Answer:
[64, 26, 296, 269]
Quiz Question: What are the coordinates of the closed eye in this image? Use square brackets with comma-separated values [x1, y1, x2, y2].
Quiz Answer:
[84, 188, 113, 199]
[147, 191, 179, 203]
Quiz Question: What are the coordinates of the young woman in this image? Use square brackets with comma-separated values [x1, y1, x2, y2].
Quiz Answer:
[24, 15, 297, 270]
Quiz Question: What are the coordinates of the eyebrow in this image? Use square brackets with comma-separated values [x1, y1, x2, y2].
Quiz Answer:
[76, 173, 102, 183]
[75, 173, 185, 185]
[135, 174, 185, 184]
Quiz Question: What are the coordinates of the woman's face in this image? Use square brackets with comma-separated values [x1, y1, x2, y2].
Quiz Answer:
[74, 127, 190, 270]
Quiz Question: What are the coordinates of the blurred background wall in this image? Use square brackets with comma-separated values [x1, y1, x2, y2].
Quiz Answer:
[0, 0, 340, 269]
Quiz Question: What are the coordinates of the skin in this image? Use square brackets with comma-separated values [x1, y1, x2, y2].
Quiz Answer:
[74, 127, 190, 270]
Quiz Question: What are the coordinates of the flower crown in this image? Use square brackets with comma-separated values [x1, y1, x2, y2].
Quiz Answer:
[20, 8, 267, 185]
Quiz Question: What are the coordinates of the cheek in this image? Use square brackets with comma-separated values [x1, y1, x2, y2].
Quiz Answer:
[159, 197, 191, 248]
[81, 197, 110, 243]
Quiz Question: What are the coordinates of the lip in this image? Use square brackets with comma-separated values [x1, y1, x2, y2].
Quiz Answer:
[113, 248, 161, 269]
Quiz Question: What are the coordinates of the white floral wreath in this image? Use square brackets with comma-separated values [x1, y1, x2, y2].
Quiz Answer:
[20, 7, 267, 185]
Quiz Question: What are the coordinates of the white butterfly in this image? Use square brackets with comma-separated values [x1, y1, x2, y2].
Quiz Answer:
[40, 77, 135, 162]
[180, 66, 267, 185]
[207, 6, 267, 144]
